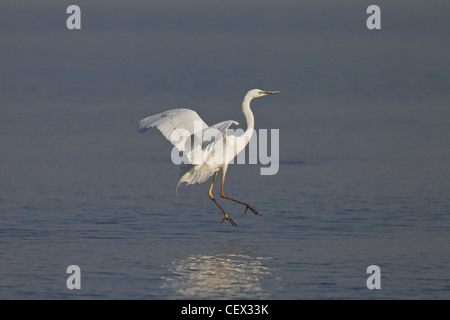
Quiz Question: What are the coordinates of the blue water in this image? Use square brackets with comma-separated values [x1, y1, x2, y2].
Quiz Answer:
[1, 1, 450, 299]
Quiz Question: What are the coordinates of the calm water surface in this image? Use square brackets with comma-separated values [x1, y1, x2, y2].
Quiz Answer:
[1, 1, 449, 299]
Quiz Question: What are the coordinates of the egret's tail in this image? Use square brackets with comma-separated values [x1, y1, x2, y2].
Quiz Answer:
[176, 165, 215, 195]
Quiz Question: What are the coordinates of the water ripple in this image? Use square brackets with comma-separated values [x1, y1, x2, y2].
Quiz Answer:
[161, 253, 274, 299]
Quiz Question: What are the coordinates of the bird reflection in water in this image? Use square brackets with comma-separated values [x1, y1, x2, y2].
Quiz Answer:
[161, 252, 274, 299]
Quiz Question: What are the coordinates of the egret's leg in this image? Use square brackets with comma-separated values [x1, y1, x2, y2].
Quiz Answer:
[208, 173, 238, 227]
[220, 171, 261, 216]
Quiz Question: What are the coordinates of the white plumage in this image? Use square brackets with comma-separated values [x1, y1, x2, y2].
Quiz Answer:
[137, 89, 280, 227]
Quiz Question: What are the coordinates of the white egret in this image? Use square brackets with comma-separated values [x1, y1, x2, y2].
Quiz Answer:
[137, 89, 280, 227]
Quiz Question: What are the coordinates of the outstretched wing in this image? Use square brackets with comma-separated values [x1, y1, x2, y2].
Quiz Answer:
[186, 119, 239, 165]
[137, 108, 208, 151]
[138, 108, 238, 165]
[199, 120, 239, 152]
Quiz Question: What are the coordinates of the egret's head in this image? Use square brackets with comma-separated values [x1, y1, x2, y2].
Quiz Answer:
[247, 89, 280, 99]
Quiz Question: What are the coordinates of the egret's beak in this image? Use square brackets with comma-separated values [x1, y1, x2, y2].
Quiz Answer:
[264, 91, 280, 94]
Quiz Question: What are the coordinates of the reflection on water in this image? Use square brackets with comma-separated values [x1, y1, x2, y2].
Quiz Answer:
[161, 252, 275, 299]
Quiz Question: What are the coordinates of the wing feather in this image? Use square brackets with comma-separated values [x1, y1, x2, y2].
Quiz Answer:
[138, 108, 238, 165]
[185, 120, 238, 165]
[137, 108, 208, 151]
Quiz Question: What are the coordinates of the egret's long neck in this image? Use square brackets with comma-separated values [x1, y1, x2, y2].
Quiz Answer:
[242, 95, 255, 133]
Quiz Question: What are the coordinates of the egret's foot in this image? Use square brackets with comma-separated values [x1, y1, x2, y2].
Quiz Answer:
[220, 214, 238, 227]
[244, 205, 262, 216]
